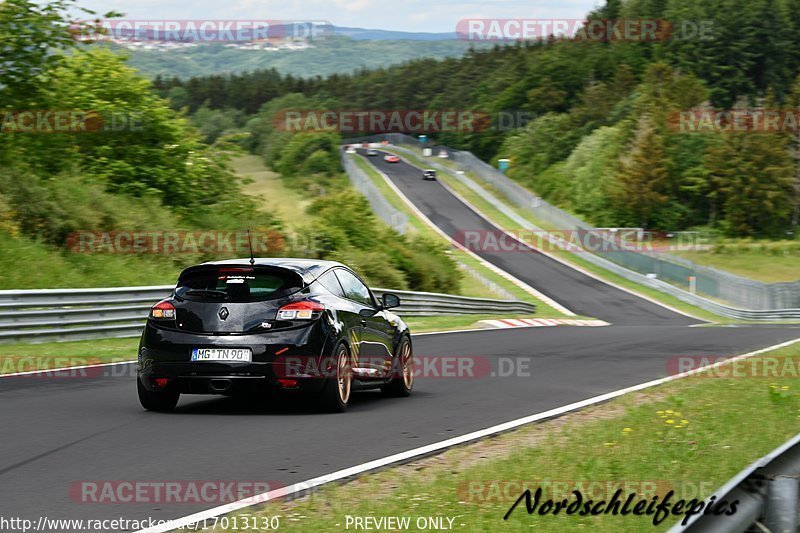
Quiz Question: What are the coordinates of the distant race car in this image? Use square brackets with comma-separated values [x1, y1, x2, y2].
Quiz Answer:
[365, 148, 379, 156]
[422, 169, 437, 180]
[137, 259, 412, 413]
[384, 155, 401, 163]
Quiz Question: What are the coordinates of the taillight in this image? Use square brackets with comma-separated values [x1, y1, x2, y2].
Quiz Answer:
[277, 300, 324, 320]
[150, 300, 176, 320]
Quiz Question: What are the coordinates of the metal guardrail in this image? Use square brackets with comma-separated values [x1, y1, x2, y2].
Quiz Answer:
[372, 288, 536, 316]
[342, 151, 408, 234]
[0, 286, 536, 344]
[345, 135, 800, 320]
[670, 432, 800, 532]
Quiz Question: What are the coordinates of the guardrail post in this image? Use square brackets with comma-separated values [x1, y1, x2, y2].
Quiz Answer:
[763, 475, 799, 533]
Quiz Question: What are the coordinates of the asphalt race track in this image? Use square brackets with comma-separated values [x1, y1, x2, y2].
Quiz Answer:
[0, 151, 798, 530]
[363, 149, 696, 325]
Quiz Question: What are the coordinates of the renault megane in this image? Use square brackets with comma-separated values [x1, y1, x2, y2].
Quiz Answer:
[137, 259, 413, 413]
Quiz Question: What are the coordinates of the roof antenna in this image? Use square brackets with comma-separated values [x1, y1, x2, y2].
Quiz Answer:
[246, 229, 255, 265]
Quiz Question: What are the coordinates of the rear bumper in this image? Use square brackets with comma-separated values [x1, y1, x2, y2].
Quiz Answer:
[139, 364, 327, 395]
[138, 322, 331, 394]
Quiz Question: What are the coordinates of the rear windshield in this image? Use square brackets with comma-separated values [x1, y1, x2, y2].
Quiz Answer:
[175, 267, 304, 303]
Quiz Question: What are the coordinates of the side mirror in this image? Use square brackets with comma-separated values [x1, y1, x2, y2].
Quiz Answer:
[382, 293, 401, 309]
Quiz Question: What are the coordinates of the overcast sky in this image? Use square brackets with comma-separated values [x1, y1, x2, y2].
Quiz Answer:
[71, 0, 602, 33]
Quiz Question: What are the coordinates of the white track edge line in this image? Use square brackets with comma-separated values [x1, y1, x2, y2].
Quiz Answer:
[0, 359, 138, 378]
[135, 336, 800, 533]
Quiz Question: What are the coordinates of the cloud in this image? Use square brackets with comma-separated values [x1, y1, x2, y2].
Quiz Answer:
[324, 0, 374, 12]
[71, 0, 598, 32]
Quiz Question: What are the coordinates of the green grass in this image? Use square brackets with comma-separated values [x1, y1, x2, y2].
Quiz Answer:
[0, 337, 139, 374]
[351, 154, 568, 318]
[233, 154, 313, 234]
[0, 154, 309, 291]
[0, 233, 181, 290]
[212, 339, 800, 532]
[672, 249, 800, 283]
[0, 155, 295, 291]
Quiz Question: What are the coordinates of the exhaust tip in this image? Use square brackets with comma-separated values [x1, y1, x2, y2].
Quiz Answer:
[209, 378, 232, 392]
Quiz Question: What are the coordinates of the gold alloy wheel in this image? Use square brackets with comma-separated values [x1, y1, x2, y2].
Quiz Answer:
[337, 346, 352, 404]
[401, 341, 414, 390]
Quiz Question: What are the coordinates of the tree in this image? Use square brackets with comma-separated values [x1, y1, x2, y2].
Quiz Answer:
[0, 1, 120, 105]
[787, 74, 800, 229]
[611, 114, 670, 228]
[704, 132, 795, 237]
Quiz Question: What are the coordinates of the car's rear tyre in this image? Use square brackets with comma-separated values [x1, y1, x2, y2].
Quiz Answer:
[137, 378, 180, 412]
[319, 343, 352, 413]
[382, 336, 413, 397]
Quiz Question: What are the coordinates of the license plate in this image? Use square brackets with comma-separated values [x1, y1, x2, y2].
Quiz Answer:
[191, 348, 252, 363]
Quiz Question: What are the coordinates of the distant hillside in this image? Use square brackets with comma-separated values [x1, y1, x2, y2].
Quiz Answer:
[113, 36, 485, 79]
[332, 26, 458, 40]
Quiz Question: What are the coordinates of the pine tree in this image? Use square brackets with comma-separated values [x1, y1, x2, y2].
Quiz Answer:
[704, 131, 794, 237]
[611, 114, 670, 228]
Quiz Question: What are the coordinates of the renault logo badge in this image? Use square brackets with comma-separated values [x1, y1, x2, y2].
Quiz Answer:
[218, 307, 229, 320]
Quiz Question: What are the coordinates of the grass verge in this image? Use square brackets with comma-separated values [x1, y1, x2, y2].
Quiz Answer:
[672, 249, 800, 284]
[210, 339, 800, 532]
[0, 337, 139, 374]
[233, 154, 313, 234]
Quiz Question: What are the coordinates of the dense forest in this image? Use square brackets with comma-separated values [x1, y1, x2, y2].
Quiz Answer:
[154, 0, 800, 237]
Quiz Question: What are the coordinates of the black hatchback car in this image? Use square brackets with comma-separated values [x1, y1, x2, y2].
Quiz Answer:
[137, 259, 413, 413]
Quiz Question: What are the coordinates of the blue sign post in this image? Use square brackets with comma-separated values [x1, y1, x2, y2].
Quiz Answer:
[498, 158, 510, 173]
